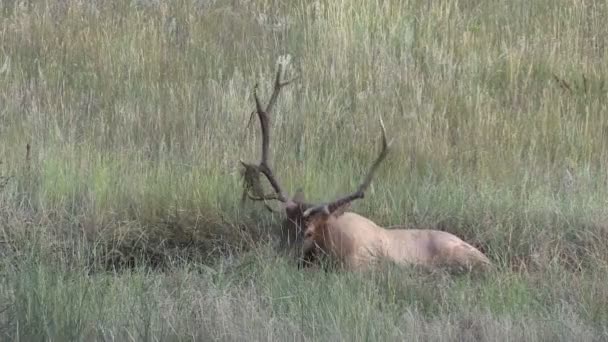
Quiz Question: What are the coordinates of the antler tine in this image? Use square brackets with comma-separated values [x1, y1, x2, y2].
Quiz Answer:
[243, 189, 282, 213]
[239, 159, 281, 202]
[241, 64, 296, 205]
[266, 63, 299, 116]
[252, 84, 271, 168]
[345, 118, 393, 202]
[265, 63, 284, 115]
[304, 118, 393, 217]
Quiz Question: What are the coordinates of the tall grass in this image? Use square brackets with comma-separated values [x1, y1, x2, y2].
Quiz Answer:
[0, 0, 607, 339]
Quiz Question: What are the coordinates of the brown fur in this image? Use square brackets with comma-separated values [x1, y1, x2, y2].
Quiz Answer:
[302, 212, 492, 273]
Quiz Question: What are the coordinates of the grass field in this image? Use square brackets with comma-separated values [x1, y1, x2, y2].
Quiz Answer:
[1, 0, 608, 340]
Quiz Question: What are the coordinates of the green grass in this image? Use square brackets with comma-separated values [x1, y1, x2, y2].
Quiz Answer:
[1, 0, 608, 340]
[2, 246, 607, 341]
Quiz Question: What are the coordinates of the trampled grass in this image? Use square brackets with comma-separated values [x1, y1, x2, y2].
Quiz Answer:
[0, 0, 608, 340]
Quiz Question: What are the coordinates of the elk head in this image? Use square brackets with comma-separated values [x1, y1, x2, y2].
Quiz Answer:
[239, 64, 393, 266]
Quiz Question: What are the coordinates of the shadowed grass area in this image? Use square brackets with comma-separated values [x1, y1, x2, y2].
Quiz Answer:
[0, 0, 608, 339]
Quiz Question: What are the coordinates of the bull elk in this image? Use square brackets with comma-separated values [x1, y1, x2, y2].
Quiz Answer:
[240, 64, 492, 273]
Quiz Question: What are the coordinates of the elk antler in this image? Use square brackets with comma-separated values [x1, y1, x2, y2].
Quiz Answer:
[240, 63, 297, 207]
[303, 118, 393, 217]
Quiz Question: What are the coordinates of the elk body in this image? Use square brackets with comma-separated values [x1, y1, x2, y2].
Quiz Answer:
[240, 63, 491, 273]
[301, 211, 491, 273]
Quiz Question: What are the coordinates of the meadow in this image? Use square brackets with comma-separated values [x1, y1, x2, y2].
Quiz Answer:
[1, 0, 608, 340]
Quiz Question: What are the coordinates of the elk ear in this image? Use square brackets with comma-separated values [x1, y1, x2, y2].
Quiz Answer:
[304, 208, 329, 233]
[303, 205, 331, 221]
